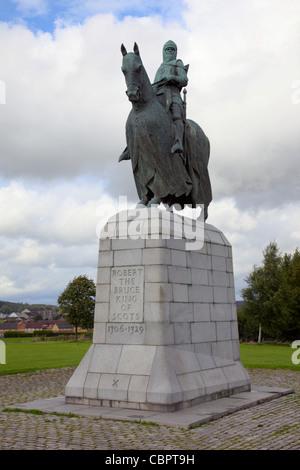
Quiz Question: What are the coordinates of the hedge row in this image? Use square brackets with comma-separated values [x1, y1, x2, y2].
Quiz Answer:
[3, 330, 82, 338]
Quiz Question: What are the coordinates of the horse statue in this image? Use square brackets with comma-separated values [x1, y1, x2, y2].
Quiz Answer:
[119, 42, 212, 220]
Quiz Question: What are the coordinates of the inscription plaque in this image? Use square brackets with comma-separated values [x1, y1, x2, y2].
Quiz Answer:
[109, 266, 144, 322]
[106, 323, 145, 344]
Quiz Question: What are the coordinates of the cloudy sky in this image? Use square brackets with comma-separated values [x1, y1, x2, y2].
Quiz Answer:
[0, 0, 299, 305]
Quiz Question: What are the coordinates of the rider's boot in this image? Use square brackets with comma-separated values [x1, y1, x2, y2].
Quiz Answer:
[171, 120, 184, 154]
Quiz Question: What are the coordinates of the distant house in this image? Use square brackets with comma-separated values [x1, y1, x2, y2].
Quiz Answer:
[52, 322, 74, 333]
[19, 312, 30, 321]
[9, 312, 19, 318]
[0, 321, 26, 333]
[21, 309, 31, 315]
[24, 322, 46, 333]
[17, 321, 26, 331]
[24, 320, 74, 333]
[24, 307, 55, 320]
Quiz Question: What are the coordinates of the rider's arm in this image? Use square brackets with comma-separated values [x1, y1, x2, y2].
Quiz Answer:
[165, 60, 188, 88]
[175, 60, 188, 87]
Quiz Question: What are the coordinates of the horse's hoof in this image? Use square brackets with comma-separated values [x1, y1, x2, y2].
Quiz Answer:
[146, 196, 160, 207]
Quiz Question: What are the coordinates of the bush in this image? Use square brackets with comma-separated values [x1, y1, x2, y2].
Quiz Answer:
[33, 329, 55, 337]
[238, 308, 259, 342]
[3, 330, 91, 341]
[4, 331, 32, 338]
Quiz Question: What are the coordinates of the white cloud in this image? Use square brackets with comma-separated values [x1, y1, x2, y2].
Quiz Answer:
[208, 197, 300, 298]
[0, 1, 299, 303]
[0, 179, 120, 244]
[0, 178, 124, 302]
[11, 0, 48, 16]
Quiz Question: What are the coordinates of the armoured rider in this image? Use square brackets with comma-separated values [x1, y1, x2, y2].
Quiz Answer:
[152, 40, 188, 155]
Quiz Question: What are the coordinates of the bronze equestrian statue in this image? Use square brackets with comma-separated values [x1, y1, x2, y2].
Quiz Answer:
[119, 41, 212, 220]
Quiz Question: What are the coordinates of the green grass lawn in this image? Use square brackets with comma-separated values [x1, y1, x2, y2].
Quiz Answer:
[0, 340, 299, 376]
[240, 343, 300, 371]
[0, 339, 91, 376]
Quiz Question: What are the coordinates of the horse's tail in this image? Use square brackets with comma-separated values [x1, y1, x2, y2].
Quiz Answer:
[185, 119, 212, 208]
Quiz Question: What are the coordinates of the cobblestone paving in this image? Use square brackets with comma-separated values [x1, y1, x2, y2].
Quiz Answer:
[0, 367, 299, 450]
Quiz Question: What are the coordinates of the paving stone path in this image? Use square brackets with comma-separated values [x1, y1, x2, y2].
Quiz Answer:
[0, 367, 299, 450]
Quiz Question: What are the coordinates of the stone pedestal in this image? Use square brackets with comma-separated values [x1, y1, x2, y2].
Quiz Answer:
[65, 208, 250, 411]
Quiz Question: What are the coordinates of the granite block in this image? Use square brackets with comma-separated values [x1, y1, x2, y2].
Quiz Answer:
[177, 372, 206, 401]
[99, 238, 111, 251]
[146, 347, 183, 405]
[211, 271, 230, 287]
[187, 252, 211, 269]
[212, 341, 234, 362]
[142, 248, 171, 265]
[145, 238, 167, 248]
[171, 348, 201, 375]
[112, 238, 145, 250]
[95, 284, 110, 303]
[145, 282, 173, 302]
[173, 284, 188, 302]
[201, 367, 228, 395]
[98, 251, 113, 267]
[145, 265, 168, 283]
[98, 373, 131, 401]
[117, 345, 156, 375]
[144, 302, 170, 322]
[174, 322, 191, 344]
[97, 267, 110, 285]
[145, 322, 175, 345]
[231, 321, 240, 340]
[171, 249, 187, 267]
[191, 268, 209, 285]
[207, 243, 229, 257]
[93, 323, 106, 343]
[128, 375, 149, 403]
[88, 344, 122, 374]
[216, 321, 232, 341]
[193, 303, 210, 322]
[168, 266, 191, 284]
[83, 373, 101, 399]
[210, 303, 233, 322]
[213, 286, 229, 303]
[114, 249, 142, 266]
[169, 302, 193, 322]
[94, 302, 109, 323]
[192, 322, 216, 343]
[211, 256, 227, 272]
[188, 285, 213, 303]
[65, 345, 95, 397]
[222, 363, 250, 389]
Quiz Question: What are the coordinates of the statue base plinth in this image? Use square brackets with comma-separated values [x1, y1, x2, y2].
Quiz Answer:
[65, 208, 250, 411]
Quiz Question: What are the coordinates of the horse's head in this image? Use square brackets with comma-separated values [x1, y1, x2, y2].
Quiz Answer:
[121, 43, 144, 103]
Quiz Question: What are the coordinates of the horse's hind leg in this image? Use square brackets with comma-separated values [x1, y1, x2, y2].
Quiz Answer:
[204, 205, 208, 221]
[147, 195, 160, 206]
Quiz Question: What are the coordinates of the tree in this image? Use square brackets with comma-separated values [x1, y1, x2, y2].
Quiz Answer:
[57, 275, 96, 340]
[241, 242, 300, 342]
[240, 265, 264, 342]
[273, 249, 300, 340]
